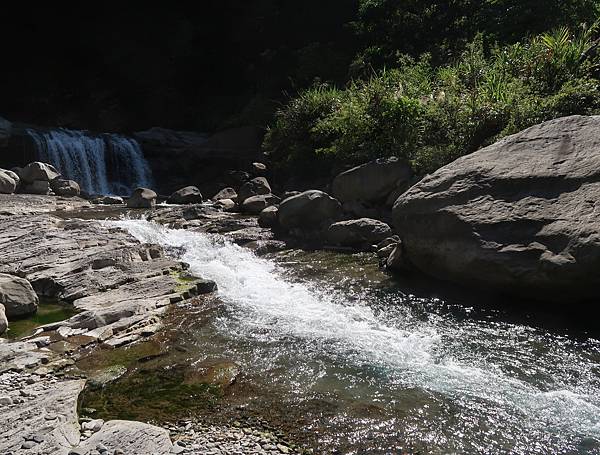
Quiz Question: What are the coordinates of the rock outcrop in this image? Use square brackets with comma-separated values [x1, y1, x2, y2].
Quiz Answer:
[0, 273, 39, 318]
[392, 115, 600, 301]
[327, 218, 392, 248]
[167, 186, 203, 204]
[127, 187, 157, 208]
[332, 157, 411, 206]
[76, 420, 173, 455]
[278, 190, 342, 232]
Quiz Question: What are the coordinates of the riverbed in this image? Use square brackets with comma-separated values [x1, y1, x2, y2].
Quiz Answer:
[77, 218, 600, 455]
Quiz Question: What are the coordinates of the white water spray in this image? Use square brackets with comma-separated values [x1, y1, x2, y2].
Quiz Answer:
[112, 219, 600, 446]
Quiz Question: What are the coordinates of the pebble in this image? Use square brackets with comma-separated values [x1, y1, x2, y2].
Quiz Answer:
[0, 395, 13, 405]
[21, 441, 37, 449]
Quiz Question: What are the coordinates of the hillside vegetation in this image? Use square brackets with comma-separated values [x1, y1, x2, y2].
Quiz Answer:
[264, 0, 600, 178]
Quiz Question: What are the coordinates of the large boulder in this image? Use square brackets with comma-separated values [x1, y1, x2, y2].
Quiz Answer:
[20, 162, 60, 184]
[278, 190, 342, 231]
[51, 179, 80, 197]
[327, 218, 392, 247]
[332, 157, 412, 205]
[0, 170, 17, 194]
[167, 186, 203, 204]
[392, 115, 600, 301]
[238, 177, 271, 203]
[127, 187, 157, 208]
[0, 273, 39, 318]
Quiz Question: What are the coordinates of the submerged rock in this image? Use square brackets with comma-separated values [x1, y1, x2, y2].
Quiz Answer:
[167, 186, 203, 204]
[127, 187, 157, 208]
[393, 115, 600, 301]
[327, 218, 392, 248]
[0, 273, 38, 318]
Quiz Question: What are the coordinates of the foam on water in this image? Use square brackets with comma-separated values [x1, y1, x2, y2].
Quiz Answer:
[112, 219, 600, 448]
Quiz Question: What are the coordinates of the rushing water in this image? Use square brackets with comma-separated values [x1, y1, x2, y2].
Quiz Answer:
[26, 128, 153, 195]
[111, 219, 600, 454]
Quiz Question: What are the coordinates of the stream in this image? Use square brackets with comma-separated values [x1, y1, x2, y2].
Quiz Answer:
[97, 218, 600, 454]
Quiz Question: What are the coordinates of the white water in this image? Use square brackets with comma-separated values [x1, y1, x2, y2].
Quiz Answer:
[113, 219, 600, 451]
[26, 128, 153, 195]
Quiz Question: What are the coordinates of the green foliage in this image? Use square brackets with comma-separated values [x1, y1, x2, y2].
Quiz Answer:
[265, 26, 600, 176]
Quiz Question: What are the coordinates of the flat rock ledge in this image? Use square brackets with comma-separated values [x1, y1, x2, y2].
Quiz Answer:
[0, 195, 302, 454]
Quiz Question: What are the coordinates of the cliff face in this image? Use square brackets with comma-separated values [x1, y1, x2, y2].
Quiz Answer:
[0, 3, 357, 133]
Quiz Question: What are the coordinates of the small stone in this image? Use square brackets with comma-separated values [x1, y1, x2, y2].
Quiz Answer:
[0, 395, 13, 405]
[21, 441, 36, 449]
[68, 449, 87, 455]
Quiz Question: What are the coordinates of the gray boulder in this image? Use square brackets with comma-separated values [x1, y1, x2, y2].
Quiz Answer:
[242, 194, 280, 214]
[0, 170, 17, 194]
[0, 304, 7, 335]
[392, 115, 600, 301]
[212, 187, 237, 201]
[327, 218, 392, 247]
[258, 205, 279, 228]
[167, 186, 203, 204]
[332, 157, 412, 205]
[20, 162, 60, 184]
[22, 180, 51, 195]
[127, 187, 157, 208]
[51, 179, 80, 197]
[278, 190, 342, 231]
[238, 177, 271, 203]
[0, 273, 39, 318]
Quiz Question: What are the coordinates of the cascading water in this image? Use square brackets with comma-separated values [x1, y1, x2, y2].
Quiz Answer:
[108, 218, 600, 454]
[26, 128, 153, 195]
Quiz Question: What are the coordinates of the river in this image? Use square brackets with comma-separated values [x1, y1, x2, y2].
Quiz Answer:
[99, 218, 600, 454]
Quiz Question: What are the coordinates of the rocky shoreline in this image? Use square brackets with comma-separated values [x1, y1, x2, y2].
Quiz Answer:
[0, 194, 304, 455]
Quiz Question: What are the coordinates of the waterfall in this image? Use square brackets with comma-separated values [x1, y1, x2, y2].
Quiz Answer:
[26, 128, 153, 195]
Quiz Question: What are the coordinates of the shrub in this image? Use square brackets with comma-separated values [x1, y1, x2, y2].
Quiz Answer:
[265, 26, 600, 177]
